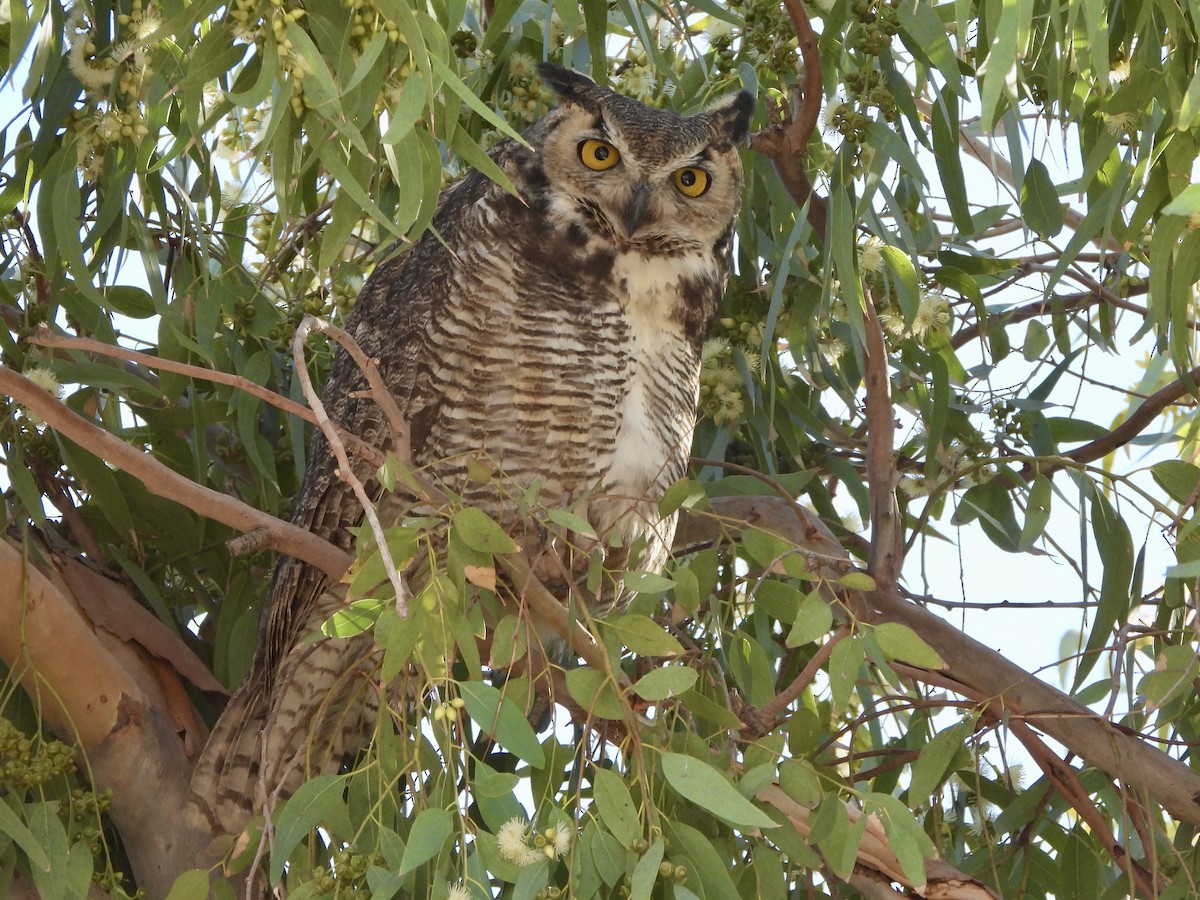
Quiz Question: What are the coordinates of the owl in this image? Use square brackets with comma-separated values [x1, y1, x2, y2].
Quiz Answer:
[192, 64, 753, 836]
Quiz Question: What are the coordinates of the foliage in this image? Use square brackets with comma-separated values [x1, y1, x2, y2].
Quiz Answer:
[0, 0, 1198, 897]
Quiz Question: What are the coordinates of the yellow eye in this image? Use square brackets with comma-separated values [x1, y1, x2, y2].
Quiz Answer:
[673, 167, 710, 197]
[579, 139, 621, 171]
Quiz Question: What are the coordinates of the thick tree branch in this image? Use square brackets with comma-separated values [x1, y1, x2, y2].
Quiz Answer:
[0, 366, 352, 580]
[0, 539, 214, 896]
[697, 496, 1200, 829]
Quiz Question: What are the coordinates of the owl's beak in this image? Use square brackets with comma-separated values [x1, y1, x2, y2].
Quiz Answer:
[624, 182, 650, 235]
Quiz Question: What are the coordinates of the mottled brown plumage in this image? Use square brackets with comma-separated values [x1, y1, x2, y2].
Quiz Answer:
[192, 64, 753, 835]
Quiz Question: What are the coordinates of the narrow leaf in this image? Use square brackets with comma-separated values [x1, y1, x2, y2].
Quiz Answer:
[659, 752, 777, 829]
[398, 808, 453, 876]
[629, 666, 698, 701]
[592, 766, 642, 849]
[457, 681, 545, 766]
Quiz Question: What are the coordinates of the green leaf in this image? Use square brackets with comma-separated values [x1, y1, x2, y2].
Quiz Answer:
[880, 246, 920, 321]
[864, 792, 936, 888]
[488, 615, 528, 668]
[0, 796, 50, 871]
[271, 776, 349, 883]
[740, 527, 792, 569]
[629, 666, 698, 701]
[322, 598, 388, 637]
[60, 439, 135, 538]
[838, 571, 877, 591]
[1152, 461, 1200, 505]
[164, 870, 213, 900]
[778, 759, 822, 807]
[872, 622, 943, 669]
[545, 506, 598, 538]
[908, 719, 976, 801]
[457, 681, 545, 767]
[1022, 319, 1051, 362]
[398, 808, 453, 876]
[452, 506, 518, 554]
[659, 477, 706, 515]
[512, 858, 550, 899]
[600, 614, 683, 656]
[1020, 159, 1063, 239]
[365, 866, 406, 900]
[566, 668, 626, 720]
[1162, 183, 1200, 216]
[588, 820, 630, 884]
[1076, 489, 1133, 686]
[661, 819, 741, 900]
[623, 570, 676, 594]
[592, 766, 642, 849]
[377, 607, 420, 681]
[676, 688, 742, 731]
[930, 95, 973, 234]
[786, 592, 834, 648]
[828, 637, 865, 714]
[1137, 645, 1200, 711]
[703, 471, 813, 497]
[659, 752, 777, 830]
[1047, 416, 1108, 444]
[809, 796, 857, 880]
[630, 838, 664, 900]
[104, 285, 157, 318]
[1019, 475, 1053, 550]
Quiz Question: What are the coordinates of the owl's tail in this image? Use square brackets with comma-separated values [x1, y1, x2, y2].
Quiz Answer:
[189, 672, 271, 837]
[189, 629, 380, 838]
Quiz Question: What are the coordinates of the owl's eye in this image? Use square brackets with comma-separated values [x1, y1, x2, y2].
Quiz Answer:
[672, 167, 711, 198]
[579, 139, 621, 171]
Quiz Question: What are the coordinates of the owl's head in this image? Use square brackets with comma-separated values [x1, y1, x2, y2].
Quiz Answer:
[532, 64, 754, 251]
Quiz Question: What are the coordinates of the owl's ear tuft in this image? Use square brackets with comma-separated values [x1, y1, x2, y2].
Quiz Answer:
[707, 91, 755, 144]
[538, 63, 599, 106]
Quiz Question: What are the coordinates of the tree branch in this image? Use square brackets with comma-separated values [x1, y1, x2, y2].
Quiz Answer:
[292, 317, 410, 615]
[698, 496, 1200, 828]
[747, 0, 827, 240]
[0, 538, 214, 895]
[862, 300, 903, 586]
[0, 366, 352, 580]
[757, 784, 1000, 898]
[1035, 364, 1200, 472]
[28, 326, 386, 466]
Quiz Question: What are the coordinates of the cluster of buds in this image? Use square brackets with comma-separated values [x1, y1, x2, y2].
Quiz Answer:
[65, 1, 164, 180]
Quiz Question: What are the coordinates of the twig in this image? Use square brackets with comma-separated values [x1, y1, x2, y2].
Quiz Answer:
[497, 552, 615, 679]
[746, 0, 828, 241]
[0, 366, 352, 579]
[861, 300, 902, 587]
[1026, 364, 1200, 476]
[28, 326, 386, 467]
[291, 316, 410, 616]
[745, 625, 849, 735]
[1007, 718, 1157, 898]
[307, 318, 411, 462]
[756, 784, 1000, 898]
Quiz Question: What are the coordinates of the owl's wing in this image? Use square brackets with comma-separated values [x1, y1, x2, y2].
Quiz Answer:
[257, 143, 535, 678]
[192, 136, 542, 833]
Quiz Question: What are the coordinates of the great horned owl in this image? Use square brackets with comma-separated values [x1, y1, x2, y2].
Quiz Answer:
[192, 64, 753, 835]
